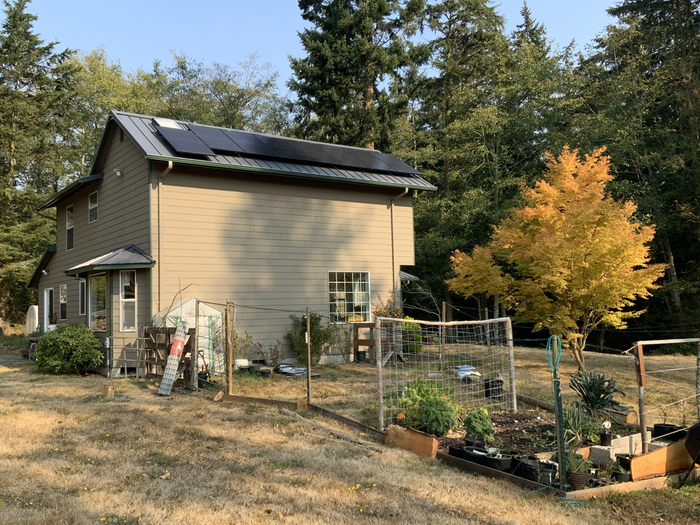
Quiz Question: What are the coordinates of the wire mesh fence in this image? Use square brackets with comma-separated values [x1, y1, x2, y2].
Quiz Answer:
[376, 316, 516, 430]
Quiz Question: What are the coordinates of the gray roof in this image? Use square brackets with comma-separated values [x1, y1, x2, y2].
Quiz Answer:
[66, 245, 155, 276]
[109, 111, 435, 191]
[38, 173, 104, 211]
[400, 270, 420, 281]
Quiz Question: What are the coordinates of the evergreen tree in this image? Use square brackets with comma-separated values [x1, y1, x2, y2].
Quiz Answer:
[0, 0, 77, 322]
[288, 0, 422, 149]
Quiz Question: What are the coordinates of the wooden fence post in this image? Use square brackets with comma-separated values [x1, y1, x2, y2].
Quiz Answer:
[225, 301, 232, 395]
[696, 341, 700, 422]
[191, 299, 199, 390]
[506, 318, 517, 413]
[306, 307, 312, 404]
[635, 343, 649, 454]
[375, 317, 384, 431]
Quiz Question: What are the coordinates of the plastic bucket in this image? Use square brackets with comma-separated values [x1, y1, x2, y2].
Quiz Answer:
[234, 359, 248, 370]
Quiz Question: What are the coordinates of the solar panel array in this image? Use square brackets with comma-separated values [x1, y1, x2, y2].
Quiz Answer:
[153, 119, 419, 176]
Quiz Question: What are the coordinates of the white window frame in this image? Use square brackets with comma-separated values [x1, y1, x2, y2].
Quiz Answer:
[88, 273, 107, 332]
[88, 191, 98, 223]
[66, 204, 74, 251]
[59, 284, 67, 321]
[328, 271, 371, 323]
[44, 288, 55, 329]
[119, 270, 137, 332]
[78, 279, 86, 316]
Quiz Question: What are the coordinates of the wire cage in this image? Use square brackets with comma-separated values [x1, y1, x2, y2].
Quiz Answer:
[376, 317, 517, 430]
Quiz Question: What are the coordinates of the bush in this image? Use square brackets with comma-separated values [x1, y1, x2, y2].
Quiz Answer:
[569, 369, 624, 416]
[35, 324, 104, 374]
[385, 378, 454, 427]
[402, 317, 423, 353]
[286, 313, 335, 366]
[464, 408, 495, 443]
[416, 397, 456, 437]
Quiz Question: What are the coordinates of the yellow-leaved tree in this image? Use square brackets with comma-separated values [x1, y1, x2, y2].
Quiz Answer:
[448, 147, 666, 370]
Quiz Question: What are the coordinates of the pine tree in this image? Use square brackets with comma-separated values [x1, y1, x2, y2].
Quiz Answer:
[0, 0, 77, 322]
[288, 0, 422, 149]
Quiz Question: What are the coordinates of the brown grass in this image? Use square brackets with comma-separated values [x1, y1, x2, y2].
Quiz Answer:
[1, 339, 699, 524]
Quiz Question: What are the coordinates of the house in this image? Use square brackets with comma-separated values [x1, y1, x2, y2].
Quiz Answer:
[28, 111, 435, 377]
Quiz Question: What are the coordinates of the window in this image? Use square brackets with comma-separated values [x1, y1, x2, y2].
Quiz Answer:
[66, 205, 74, 251]
[44, 288, 55, 328]
[59, 285, 67, 320]
[329, 272, 370, 322]
[88, 191, 98, 223]
[89, 273, 106, 331]
[79, 279, 86, 316]
[120, 270, 136, 332]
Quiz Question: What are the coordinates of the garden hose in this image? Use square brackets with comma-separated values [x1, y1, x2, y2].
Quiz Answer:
[547, 335, 566, 487]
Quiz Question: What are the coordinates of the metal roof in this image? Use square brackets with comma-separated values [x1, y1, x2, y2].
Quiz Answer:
[400, 270, 420, 281]
[37, 173, 104, 211]
[65, 244, 155, 276]
[26, 246, 56, 289]
[109, 111, 436, 191]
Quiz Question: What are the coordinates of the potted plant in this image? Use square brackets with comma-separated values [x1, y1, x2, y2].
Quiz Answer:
[599, 419, 612, 446]
[565, 452, 592, 491]
[612, 461, 631, 483]
[462, 408, 495, 464]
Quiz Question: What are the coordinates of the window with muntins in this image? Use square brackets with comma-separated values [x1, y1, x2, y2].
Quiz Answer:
[66, 205, 74, 251]
[88, 191, 98, 223]
[120, 270, 136, 332]
[89, 273, 106, 331]
[329, 272, 370, 322]
[59, 285, 67, 320]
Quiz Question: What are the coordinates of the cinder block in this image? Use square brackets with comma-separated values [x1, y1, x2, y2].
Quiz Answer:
[590, 446, 616, 465]
[611, 431, 651, 456]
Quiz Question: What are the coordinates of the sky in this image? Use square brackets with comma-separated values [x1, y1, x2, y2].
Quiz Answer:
[27, 0, 618, 91]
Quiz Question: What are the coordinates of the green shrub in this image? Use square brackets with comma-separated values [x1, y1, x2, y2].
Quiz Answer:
[384, 378, 454, 427]
[416, 397, 456, 437]
[402, 317, 423, 353]
[565, 452, 591, 474]
[569, 369, 624, 416]
[562, 401, 592, 446]
[464, 408, 495, 443]
[35, 324, 104, 374]
[286, 313, 335, 366]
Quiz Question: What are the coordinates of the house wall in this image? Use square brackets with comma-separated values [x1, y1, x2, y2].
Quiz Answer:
[150, 162, 416, 358]
[36, 124, 151, 373]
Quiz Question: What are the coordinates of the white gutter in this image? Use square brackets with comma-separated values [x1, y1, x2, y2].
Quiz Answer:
[390, 187, 410, 306]
[157, 161, 173, 311]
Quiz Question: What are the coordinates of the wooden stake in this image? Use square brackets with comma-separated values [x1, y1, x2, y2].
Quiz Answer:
[225, 301, 232, 395]
[191, 300, 199, 390]
[696, 342, 700, 422]
[306, 307, 311, 404]
[375, 317, 384, 431]
[506, 318, 517, 413]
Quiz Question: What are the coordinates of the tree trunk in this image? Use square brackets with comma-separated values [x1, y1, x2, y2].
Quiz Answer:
[662, 236, 682, 311]
[363, 82, 375, 150]
[569, 338, 586, 371]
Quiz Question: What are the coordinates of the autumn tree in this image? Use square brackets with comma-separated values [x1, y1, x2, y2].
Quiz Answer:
[448, 147, 665, 370]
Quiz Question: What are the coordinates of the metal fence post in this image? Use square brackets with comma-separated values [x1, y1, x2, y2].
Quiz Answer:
[306, 307, 312, 404]
[191, 299, 199, 390]
[506, 318, 517, 413]
[225, 301, 232, 395]
[375, 317, 384, 431]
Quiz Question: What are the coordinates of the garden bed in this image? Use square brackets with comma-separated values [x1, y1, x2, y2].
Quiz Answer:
[438, 409, 637, 457]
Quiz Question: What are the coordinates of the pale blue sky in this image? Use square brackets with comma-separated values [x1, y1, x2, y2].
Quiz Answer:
[27, 0, 617, 90]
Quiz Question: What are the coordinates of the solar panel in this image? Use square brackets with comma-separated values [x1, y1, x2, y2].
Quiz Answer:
[189, 124, 243, 153]
[184, 122, 418, 176]
[154, 125, 215, 156]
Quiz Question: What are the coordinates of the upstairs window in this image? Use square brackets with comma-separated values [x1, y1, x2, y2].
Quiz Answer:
[66, 205, 74, 251]
[88, 191, 98, 223]
[329, 272, 370, 323]
[59, 284, 67, 320]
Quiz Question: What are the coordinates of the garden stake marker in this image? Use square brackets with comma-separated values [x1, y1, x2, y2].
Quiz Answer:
[546, 335, 566, 489]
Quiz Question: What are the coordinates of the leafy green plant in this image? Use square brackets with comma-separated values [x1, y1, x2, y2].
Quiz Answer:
[35, 324, 104, 374]
[402, 317, 423, 353]
[569, 369, 624, 416]
[416, 397, 456, 437]
[562, 401, 592, 446]
[464, 408, 495, 443]
[612, 461, 629, 474]
[385, 379, 454, 427]
[565, 452, 591, 474]
[286, 313, 335, 366]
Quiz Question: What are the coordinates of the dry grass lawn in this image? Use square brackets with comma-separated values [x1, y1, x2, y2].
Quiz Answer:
[1, 339, 700, 524]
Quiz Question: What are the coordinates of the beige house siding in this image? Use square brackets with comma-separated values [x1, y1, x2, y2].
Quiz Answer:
[36, 125, 151, 373]
[152, 163, 414, 351]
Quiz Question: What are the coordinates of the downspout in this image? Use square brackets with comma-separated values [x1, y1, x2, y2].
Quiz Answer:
[390, 188, 409, 306]
[157, 161, 173, 311]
